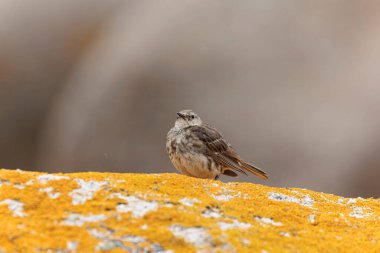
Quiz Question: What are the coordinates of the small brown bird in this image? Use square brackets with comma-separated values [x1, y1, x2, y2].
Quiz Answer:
[166, 110, 268, 180]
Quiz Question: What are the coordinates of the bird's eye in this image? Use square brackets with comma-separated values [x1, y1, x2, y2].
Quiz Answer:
[191, 115, 195, 119]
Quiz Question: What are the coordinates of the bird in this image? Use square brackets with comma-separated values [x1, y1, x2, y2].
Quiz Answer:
[166, 109, 268, 180]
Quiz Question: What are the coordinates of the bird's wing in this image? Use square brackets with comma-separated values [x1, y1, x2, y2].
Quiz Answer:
[188, 125, 248, 175]
[189, 124, 268, 180]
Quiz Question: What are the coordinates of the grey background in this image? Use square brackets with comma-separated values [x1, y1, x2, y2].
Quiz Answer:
[1, 1, 380, 197]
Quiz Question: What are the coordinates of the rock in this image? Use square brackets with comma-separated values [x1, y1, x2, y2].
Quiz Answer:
[0, 169, 379, 252]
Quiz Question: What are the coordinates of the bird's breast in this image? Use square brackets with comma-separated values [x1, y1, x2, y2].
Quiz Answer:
[166, 128, 219, 179]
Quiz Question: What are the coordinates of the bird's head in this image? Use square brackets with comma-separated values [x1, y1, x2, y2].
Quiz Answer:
[174, 110, 202, 128]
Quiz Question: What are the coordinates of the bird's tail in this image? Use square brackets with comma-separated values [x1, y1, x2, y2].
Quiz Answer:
[240, 162, 268, 180]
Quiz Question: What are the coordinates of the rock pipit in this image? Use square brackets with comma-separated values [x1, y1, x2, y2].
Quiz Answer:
[166, 110, 268, 180]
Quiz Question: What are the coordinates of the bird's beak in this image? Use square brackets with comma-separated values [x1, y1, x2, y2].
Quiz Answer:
[177, 112, 185, 119]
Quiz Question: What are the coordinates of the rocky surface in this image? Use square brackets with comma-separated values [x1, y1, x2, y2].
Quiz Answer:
[0, 169, 379, 252]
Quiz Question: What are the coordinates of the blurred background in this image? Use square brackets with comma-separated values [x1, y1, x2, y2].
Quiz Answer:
[1, 0, 380, 197]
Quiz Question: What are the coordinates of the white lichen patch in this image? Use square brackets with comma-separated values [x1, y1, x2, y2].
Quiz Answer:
[89, 228, 172, 252]
[67, 241, 78, 253]
[0, 199, 26, 217]
[122, 235, 146, 244]
[268, 192, 314, 207]
[88, 228, 108, 239]
[91, 229, 149, 250]
[69, 179, 107, 205]
[202, 207, 222, 218]
[37, 174, 69, 184]
[299, 194, 314, 207]
[280, 231, 291, 237]
[163, 202, 174, 208]
[0, 179, 10, 187]
[210, 193, 234, 201]
[25, 179, 34, 186]
[211, 182, 220, 187]
[205, 184, 242, 202]
[254, 217, 283, 227]
[13, 184, 25, 190]
[349, 206, 372, 219]
[218, 219, 252, 230]
[39, 187, 60, 199]
[338, 197, 359, 205]
[241, 238, 250, 246]
[179, 198, 200, 207]
[96, 241, 118, 251]
[111, 193, 158, 218]
[209, 188, 242, 202]
[308, 214, 315, 223]
[169, 225, 211, 247]
[61, 213, 107, 226]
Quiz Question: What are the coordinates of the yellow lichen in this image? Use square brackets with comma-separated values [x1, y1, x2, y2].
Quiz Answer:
[0, 169, 379, 252]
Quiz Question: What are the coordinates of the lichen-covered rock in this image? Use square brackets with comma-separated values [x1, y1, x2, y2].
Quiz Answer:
[0, 169, 379, 252]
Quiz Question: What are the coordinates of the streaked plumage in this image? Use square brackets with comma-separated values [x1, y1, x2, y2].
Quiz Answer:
[166, 110, 268, 180]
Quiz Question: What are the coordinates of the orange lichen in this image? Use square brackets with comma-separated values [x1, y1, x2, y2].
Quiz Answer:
[0, 169, 379, 252]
